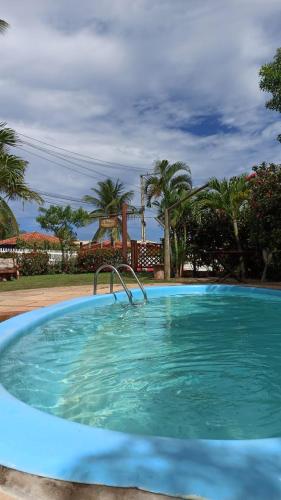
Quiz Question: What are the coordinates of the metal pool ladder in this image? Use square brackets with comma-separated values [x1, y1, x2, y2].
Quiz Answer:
[93, 263, 148, 305]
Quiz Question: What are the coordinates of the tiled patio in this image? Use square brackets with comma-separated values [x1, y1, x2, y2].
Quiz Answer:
[1, 279, 281, 321]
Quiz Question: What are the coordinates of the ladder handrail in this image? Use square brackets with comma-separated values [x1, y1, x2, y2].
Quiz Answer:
[115, 264, 148, 302]
[93, 264, 133, 304]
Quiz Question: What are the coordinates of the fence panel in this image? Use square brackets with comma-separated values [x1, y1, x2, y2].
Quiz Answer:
[130, 240, 163, 271]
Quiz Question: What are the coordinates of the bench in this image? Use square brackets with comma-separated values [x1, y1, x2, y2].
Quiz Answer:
[0, 258, 19, 280]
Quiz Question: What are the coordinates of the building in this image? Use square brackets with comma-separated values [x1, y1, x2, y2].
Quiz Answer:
[0, 232, 60, 249]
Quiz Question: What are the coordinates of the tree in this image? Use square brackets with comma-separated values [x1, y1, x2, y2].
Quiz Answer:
[0, 122, 42, 239]
[259, 48, 281, 141]
[247, 162, 281, 281]
[145, 159, 192, 210]
[83, 179, 134, 243]
[0, 22, 41, 238]
[37, 205, 90, 269]
[198, 176, 249, 278]
[145, 159, 192, 277]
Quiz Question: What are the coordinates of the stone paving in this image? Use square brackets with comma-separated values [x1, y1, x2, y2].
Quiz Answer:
[0, 278, 281, 320]
[1, 466, 198, 500]
[0, 282, 182, 320]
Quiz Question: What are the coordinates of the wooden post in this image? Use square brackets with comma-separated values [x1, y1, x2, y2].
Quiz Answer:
[122, 203, 128, 263]
[164, 208, 171, 280]
[130, 240, 137, 271]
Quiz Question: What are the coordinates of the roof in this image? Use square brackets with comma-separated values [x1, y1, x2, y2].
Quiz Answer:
[0, 232, 60, 246]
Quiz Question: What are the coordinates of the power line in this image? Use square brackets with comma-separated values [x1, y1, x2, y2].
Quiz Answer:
[22, 141, 111, 179]
[18, 146, 102, 181]
[36, 190, 92, 206]
[17, 132, 146, 173]
[36, 189, 148, 217]
[19, 144, 142, 193]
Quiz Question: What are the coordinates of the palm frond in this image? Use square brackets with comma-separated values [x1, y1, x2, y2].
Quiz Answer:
[0, 20, 9, 34]
[84, 178, 135, 241]
[0, 153, 42, 203]
[0, 123, 19, 152]
[0, 197, 19, 239]
[145, 160, 192, 213]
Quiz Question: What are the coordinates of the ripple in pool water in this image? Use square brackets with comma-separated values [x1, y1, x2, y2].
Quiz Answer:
[0, 293, 281, 440]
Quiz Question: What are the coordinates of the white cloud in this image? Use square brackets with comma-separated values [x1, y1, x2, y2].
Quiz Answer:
[1, 0, 281, 240]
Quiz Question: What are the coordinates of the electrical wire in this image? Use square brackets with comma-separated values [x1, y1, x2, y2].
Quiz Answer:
[17, 132, 146, 172]
[22, 141, 111, 178]
[36, 190, 92, 205]
[18, 146, 102, 181]
[19, 145, 142, 193]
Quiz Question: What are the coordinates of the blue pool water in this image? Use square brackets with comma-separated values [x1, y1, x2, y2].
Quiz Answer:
[0, 292, 281, 440]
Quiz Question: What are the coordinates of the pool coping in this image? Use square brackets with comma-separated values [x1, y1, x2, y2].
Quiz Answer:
[0, 284, 281, 500]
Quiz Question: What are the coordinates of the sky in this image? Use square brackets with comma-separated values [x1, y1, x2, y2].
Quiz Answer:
[1, 0, 281, 241]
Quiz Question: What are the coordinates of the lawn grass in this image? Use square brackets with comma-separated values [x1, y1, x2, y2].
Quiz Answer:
[0, 272, 161, 292]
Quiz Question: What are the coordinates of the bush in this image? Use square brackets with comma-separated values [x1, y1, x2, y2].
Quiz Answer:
[15, 239, 61, 251]
[17, 251, 49, 276]
[77, 248, 123, 273]
[48, 256, 78, 274]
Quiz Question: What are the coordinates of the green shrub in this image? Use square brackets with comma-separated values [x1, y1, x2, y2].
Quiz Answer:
[17, 251, 49, 276]
[49, 256, 78, 274]
[0, 252, 15, 259]
[77, 248, 123, 273]
[15, 239, 61, 251]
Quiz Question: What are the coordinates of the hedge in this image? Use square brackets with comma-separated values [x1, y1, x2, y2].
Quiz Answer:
[17, 251, 50, 276]
[77, 248, 123, 273]
[0, 248, 126, 276]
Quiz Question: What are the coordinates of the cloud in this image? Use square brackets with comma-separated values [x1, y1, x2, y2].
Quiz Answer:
[1, 0, 281, 240]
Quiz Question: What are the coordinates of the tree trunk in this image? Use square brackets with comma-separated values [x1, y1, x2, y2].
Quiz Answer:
[232, 217, 245, 279]
[174, 231, 180, 278]
[179, 226, 187, 278]
[261, 248, 273, 282]
[60, 241, 65, 271]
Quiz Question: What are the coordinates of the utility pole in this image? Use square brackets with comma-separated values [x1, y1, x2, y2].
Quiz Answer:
[140, 175, 146, 241]
[140, 171, 155, 242]
[164, 183, 209, 280]
[122, 202, 128, 263]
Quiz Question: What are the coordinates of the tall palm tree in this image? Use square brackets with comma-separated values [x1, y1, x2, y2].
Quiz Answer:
[145, 160, 192, 276]
[145, 159, 192, 210]
[83, 179, 134, 242]
[198, 175, 249, 277]
[0, 123, 42, 238]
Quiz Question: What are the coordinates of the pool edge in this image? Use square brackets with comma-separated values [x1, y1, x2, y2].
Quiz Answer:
[0, 285, 281, 500]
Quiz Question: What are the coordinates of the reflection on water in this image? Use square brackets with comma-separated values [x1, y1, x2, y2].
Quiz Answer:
[0, 293, 281, 440]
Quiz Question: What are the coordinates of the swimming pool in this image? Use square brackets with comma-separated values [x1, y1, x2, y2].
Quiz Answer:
[0, 285, 281, 499]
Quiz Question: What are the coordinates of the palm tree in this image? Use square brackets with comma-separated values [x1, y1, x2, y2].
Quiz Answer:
[0, 25, 42, 238]
[198, 176, 249, 277]
[145, 159, 192, 277]
[83, 179, 134, 243]
[0, 123, 42, 239]
[145, 159, 192, 210]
